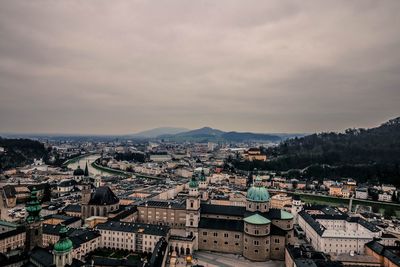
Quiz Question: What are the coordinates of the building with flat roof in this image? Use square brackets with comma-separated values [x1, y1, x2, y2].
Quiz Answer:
[298, 206, 382, 255]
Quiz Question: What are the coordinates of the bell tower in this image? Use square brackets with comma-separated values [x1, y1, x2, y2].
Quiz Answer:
[186, 175, 200, 249]
[53, 225, 73, 267]
[25, 187, 43, 251]
[81, 165, 92, 219]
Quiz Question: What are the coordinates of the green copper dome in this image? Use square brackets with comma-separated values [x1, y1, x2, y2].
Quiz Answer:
[244, 214, 271, 225]
[54, 225, 73, 253]
[189, 175, 198, 188]
[247, 176, 270, 202]
[198, 171, 206, 182]
[279, 210, 294, 220]
[26, 188, 42, 223]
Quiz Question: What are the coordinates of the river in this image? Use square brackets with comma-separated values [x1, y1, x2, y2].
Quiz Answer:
[67, 154, 113, 177]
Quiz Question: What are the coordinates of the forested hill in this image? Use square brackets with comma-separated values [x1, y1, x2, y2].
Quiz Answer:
[233, 117, 400, 185]
[268, 117, 400, 165]
[0, 138, 48, 171]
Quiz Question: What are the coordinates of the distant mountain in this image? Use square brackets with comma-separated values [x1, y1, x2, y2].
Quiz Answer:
[130, 127, 189, 138]
[221, 131, 282, 142]
[158, 127, 284, 143]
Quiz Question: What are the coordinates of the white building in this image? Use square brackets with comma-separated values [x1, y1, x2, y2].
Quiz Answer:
[355, 188, 368, 199]
[381, 184, 396, 193]
[95, 221, 170, 253]
[378, 192, 392, 202]
[298, 207, 381, 255]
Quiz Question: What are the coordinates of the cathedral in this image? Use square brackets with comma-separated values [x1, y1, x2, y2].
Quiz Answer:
[137, 173, 295, 261]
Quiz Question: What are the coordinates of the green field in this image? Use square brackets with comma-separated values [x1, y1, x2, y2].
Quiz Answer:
[299, 194, 400, 217]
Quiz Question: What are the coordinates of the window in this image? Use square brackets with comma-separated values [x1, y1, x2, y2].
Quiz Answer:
[224, 242, 228, 245]
[224, 233, 228, 238]
[275, 248, 279, 251]
[214, 241, 217, 244]
[274, 239, 280, 243]
[254, 240, 259, 245]
[254, 249, 258, 253]
[203, 240, 207, 242]
[235, 234, 240, 239]
[213, 233, 218, 237]
[254, 230, 259, 235]
[203, 232, 207, 236]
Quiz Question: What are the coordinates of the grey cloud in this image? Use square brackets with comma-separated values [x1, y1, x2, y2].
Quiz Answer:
[0, 0, 400, 134]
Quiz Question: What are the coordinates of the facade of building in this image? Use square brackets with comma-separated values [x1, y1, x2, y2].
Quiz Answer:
[244, 148, 267, 162]
[137, 175, 294, 261]
[365, 240, 400, 267]
[355, 188, 368, 199]
[329, 185, 343, 197]
[81, 186, 120, 219]
[96, 221, 170, 253]
[270, 193, 292, 209]
[298, 206, 382, 255]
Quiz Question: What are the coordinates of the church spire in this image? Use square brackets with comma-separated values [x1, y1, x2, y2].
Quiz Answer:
[189, 174, 198, 188]
[84, 161, 89, 177]
[26, 187, 42, 223]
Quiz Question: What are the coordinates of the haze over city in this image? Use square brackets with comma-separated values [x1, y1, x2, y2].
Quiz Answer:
[1, 0, 400, 135]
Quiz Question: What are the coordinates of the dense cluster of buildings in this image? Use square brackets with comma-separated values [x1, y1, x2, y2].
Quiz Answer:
[0, 139, 400, 267]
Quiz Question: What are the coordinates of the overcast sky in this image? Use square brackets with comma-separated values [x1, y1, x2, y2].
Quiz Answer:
[0, 1, 399, 135]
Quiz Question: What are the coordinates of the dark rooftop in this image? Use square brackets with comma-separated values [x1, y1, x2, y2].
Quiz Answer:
[96, 221, 169, 237]
[88, 186, 119, 206]
[137, 199, 186, 209]
[199, 217, 243, 232]
[200, 203, 245, 217]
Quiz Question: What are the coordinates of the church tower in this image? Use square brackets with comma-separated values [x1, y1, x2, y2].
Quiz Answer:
[81, 163, 92, 219]
[243, 176, 272, 261]
[198, 170, 209, 201]
[53, 225, 73, 267]
[84, 161, 89, 177]
[186, 175, 200, 249]
[198, 170, 208, 189]
[25, 188, 43, 251]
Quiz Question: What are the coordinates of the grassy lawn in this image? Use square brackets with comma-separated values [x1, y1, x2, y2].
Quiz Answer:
[300, 194, 400, 217]
[127, 254, 141, 261]
[110, 250, 131, 259]
[91, 249, 114, 257]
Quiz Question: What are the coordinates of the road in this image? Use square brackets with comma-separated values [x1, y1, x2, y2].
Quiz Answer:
[191, 251, 284, 267]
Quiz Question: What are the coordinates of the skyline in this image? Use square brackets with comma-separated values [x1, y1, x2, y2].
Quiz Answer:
[1, 1, 400, 134]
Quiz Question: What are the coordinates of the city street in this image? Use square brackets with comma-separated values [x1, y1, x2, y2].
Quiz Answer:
[190, 251, 285, 267]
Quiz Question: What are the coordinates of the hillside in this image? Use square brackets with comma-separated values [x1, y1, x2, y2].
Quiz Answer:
[130, 127, 189, 138]
[0, 138, 49, 171]
[232, 117, 400, 185]
[159, 127, 283, 143]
